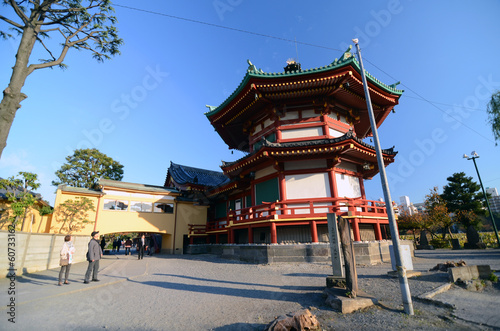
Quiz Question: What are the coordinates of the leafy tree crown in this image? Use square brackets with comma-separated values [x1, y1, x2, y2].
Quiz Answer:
[52, 148, 123, 189]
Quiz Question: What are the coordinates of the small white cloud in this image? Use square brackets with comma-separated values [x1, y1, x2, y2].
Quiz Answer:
[0, 150, 36, 172]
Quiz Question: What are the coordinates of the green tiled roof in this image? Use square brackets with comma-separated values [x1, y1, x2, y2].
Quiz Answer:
[205, 46, 403, 119]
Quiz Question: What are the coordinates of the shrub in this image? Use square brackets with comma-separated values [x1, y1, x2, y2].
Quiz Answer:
[429, 238, 451, 248]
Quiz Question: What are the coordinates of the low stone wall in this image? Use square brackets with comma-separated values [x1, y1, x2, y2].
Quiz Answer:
[187, 240, 414, 265]
[0, 230, 91, 278]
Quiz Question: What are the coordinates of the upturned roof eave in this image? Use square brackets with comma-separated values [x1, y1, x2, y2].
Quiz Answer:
[220, 132, 397, 173]
[205, 50, 403, 120]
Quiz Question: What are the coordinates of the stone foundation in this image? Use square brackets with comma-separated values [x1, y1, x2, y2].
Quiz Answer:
[187, 240, 414, 265]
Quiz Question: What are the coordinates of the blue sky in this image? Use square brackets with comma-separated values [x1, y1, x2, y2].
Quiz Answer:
[1, 0, 499, 206]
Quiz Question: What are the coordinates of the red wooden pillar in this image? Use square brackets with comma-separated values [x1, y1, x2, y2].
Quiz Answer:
[270, 222, 277, 244]
[190, 236, 194, 245]
[248, 226, 253, 244]
[229, 228, 234, 244]
[276, 128, 282, 142]
[359, 175, 366, 199]
[351, 218, 360, 241]
[310, 220, 318, 243]
[215, 233, 220, 244]
[322, 115, 329, 137]
[328, 162, 339, 213]
[278, 171, 286, 201]
[374, 222, 382, 241]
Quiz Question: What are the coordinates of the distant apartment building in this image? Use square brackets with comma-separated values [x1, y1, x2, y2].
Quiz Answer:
[486, 187, 500, 213]
[399, 195, 417, 215]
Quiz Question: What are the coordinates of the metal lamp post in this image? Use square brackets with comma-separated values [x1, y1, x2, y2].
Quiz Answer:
[463, 151, 500, 247]
[352, 39, 414, 315]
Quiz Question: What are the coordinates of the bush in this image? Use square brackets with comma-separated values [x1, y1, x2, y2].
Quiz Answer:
[429, 238, 451, 249]
[401, 232, 498, 248]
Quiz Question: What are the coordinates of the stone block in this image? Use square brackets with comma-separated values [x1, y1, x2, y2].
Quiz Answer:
[324, 288, 377, 314]
[448, 265, 492, 282]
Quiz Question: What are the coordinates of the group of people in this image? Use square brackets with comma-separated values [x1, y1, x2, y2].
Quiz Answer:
[58, 232, 156, 286]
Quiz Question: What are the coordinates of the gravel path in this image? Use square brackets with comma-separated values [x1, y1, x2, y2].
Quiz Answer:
[4, 249, 499, 330]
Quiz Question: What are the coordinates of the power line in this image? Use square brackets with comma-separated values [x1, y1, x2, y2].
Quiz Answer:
[402, 95, 486, 112]
[362, 57, 495, 143]
[114, 4, 495, 144]
[113, 4, 343, 53]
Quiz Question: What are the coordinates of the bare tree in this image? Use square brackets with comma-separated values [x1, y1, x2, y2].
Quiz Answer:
[0, 0, 123, 157]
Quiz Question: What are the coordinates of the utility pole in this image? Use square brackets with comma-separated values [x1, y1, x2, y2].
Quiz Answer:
[464, 152, 500, 247]
[352, 39, 414, 315]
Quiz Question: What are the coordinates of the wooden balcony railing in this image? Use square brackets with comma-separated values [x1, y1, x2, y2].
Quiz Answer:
[188, 197, 389, 236]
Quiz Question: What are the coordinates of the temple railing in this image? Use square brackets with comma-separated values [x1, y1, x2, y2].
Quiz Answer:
[189, 197, 389, 236]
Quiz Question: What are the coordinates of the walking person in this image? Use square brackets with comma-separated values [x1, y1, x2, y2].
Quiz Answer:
[58, 235, 75, 286]
[100, 236, 106, 251]
[137, 234, 146, 260]
[84, 231, 103, 284]
[124, 238, 132, 255]
[147, 235, 155, 256]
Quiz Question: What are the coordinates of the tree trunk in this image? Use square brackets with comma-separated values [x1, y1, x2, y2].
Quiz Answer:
[0, 21, 40, 158]
[441, 227, 448, 240]
[338, 216, 358, 297]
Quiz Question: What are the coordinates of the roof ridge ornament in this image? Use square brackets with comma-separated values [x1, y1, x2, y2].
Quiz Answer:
[389, 81, 401, 88]
[330, 45, 353, 66]
[247, 59, 257, 73]
[205, 105, 216, 112]
[340, 45, 353, 62]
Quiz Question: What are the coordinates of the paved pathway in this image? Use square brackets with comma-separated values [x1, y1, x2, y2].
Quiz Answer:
[0, 249, 498, 330]
[434, 287, 500, 329]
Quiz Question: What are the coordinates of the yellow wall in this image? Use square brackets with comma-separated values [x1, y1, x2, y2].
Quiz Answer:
[52, 189, 99, 235]
[0, 200, 52, 233]
[52, 186, 208, 254]
[172, 201, 208, 254]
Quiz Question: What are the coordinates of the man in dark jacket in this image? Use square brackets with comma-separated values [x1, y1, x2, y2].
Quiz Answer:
[84, 231, 103, 284]
[137, 234, 146, 260]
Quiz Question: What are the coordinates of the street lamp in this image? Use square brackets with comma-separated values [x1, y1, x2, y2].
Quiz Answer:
[463, 151, 500, 247]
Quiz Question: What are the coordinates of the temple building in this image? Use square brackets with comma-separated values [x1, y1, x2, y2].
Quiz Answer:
[165, 46, 403, 246]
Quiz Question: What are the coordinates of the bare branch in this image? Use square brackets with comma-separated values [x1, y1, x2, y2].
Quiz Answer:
[9, 0, 30, 25]
[46, 3, 100, 14]
[36, 12, 73, 25]
[38, 27, 59, 33]
[27, 28, 99, 73]
[35, 34, 57, 61]
[0, 14, 24, 29]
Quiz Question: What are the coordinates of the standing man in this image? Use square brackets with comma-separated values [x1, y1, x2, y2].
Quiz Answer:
[137, 234, 146, 260]
[84, 231, 103, 284]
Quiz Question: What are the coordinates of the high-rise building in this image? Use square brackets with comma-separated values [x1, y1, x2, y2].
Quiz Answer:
[399, 196, 417, 215]
[486, 187, 500, 213]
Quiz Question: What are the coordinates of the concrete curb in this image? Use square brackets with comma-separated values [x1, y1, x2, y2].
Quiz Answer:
[413, 283, 455, 309]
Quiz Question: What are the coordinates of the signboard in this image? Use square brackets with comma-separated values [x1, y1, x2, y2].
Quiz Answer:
[327, 213, 345, 278]
[389, 245, 413, 271]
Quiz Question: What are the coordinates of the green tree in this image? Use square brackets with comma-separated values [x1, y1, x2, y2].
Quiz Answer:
[441, 172, 484, 229]
[0, 0, 122, 157]
[424, 187, 453, 239]
[52, 148, 124, 189]
[0, 171, 45, 230]
[397, 210, 424, 242]
[54, 196, 95, 233]
[487, 90, 500, 145]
